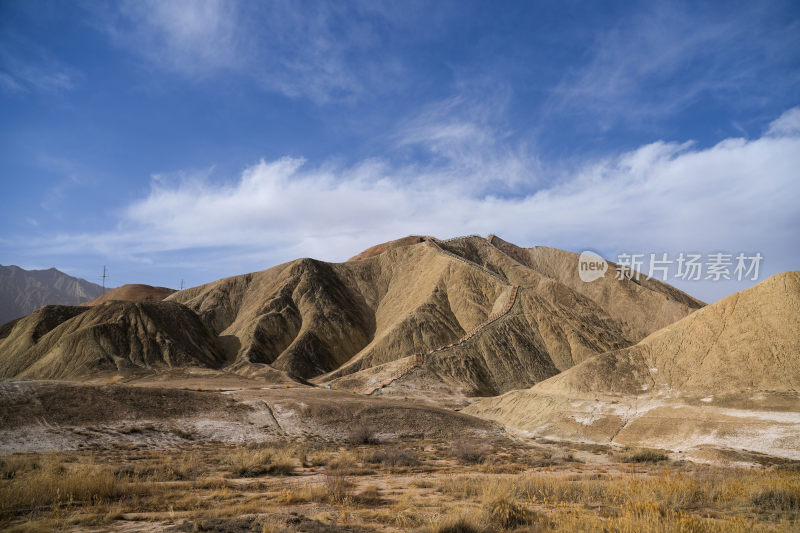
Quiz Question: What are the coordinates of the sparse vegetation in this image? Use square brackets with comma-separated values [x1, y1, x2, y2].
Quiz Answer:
[1, 439, 798, 531]
[365, 446, 419, 468]
[622, 448, 670, 463]
[226, 447, 297, 477]
[0, 458, 126, 518]
[324, 471, 352, 504]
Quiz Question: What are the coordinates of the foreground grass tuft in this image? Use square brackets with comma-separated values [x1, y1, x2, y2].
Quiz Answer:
[226, 448, 297, 477]
[0, 458, 125, 517]
[622, 448, 670, 463]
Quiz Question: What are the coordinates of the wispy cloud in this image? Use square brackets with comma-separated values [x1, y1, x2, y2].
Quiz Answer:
[25, 106, 800, 301]
[0, 37, 78, 94]
[395, 91, 540, 191]
[95, 0, 419, 103]
[36, 155, 92, 212]
[102, 0, 240, 77]
[549, 4, 800, 129]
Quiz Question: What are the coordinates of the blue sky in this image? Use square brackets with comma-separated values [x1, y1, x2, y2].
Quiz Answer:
[1, 0, 798, 302]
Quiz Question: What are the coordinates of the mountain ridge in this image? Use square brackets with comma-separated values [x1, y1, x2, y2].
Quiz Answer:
[0, 235, 703, 398]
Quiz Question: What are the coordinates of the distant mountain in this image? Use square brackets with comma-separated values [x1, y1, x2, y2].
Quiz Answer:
[0, 265, 104, 324]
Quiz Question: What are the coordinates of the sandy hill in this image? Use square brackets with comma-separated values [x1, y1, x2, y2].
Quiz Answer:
[464, 271, 800, 458]
[84, 284, 176, 306]
[0, 235, 701, 394]
[0, 265, 103, 324]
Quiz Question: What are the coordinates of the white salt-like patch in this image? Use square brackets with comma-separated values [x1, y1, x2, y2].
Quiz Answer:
[715, 408, 800, 424]
[569, 413, 600, 425]
[650, 368, 659, 373]
[700, 397, 713, 402]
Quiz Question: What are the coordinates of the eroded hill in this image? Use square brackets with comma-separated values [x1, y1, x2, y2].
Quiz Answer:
[0, 301, 225, 379]
[0, 236, 702, 397]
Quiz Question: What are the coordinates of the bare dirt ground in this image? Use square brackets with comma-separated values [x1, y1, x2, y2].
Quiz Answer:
[0, 379, 499, 454]
[1, 379, 799, 532]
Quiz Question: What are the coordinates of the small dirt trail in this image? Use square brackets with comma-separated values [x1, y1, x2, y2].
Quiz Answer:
[363, 285, 520, 395]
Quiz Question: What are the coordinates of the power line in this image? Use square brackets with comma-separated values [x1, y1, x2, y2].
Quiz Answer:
[100, 266, 108, 294]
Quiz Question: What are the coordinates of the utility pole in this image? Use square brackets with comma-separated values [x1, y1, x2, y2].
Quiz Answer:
[101, 266, 108, 294]
[180, 279, 185, 291]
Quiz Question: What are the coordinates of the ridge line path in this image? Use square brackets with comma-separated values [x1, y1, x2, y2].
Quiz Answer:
[426, 238, 510, 284]
[362, 285, 520, 395]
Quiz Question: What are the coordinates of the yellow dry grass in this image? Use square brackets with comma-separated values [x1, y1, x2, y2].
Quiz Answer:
[1, 439, 797, 532]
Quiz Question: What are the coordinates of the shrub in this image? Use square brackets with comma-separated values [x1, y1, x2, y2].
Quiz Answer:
[324, 472, 352, 505]
[431, 517, 484, 533]
[365, 447, 419, 468]
[751, 488, 800, 511]
[483, 494, 530, 529]
[622, 449, 670, 463]
[450, 441, 489, 464]
[348, 420, 379, 444]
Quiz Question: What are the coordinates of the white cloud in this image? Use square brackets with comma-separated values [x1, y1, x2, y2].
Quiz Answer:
[767, 107, 800, 137]
[34, 107, 800, 302]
